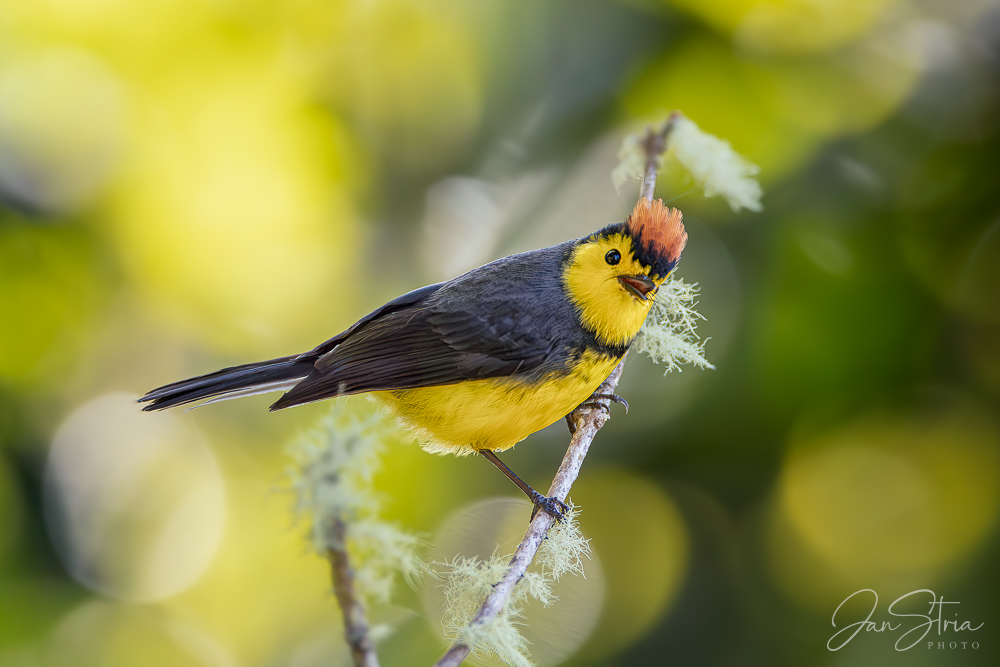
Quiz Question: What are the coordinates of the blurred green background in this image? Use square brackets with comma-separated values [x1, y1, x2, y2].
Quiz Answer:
[1, 0, 998, 665]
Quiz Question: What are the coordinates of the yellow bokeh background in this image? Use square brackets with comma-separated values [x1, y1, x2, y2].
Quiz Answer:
[2, 0, 999, 665]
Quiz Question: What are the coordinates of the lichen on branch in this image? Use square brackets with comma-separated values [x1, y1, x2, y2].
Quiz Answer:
[436, 504, 590, 667]
[670, 116, 762, 212]
[288, 403, 424, 602]
[634, 277, 714, 373]
[288, 402, 424, 667]
[613, 113, 763, 213]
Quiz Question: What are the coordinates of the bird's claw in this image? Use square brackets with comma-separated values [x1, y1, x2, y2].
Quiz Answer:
[566, 392, 628, 436]
[578, 392, 629, 415]
[529, 490, 570, 522]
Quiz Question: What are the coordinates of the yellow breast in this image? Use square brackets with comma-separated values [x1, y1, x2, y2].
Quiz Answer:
[372, 350, 621, 455]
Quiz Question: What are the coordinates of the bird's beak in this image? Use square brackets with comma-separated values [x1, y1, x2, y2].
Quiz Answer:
[618, 274, 656, 300]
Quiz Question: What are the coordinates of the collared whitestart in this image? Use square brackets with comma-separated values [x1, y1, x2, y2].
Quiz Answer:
[141, 198, 688, 518]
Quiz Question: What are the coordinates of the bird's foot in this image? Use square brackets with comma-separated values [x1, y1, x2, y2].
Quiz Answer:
[578, 392, 629, 414]
[529, 490, 570, 522]
[566, 393, 629, 436]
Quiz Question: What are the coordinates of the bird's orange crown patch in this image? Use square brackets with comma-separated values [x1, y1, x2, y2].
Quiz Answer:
[625, 198, 687, 277]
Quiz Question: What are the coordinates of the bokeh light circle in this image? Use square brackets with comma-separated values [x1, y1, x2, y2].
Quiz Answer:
[768, 395, 1000, 607]
[45, 600, 237, 667]
[44, 393, 226, 602]
[571, 470, 689, 658]
[0, 47, 125, 212]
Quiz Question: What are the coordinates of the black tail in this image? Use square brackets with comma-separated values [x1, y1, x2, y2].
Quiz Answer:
[139, 354, 315, 411]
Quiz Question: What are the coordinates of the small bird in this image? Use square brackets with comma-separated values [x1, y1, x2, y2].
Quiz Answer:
[141, 198, 687, 518]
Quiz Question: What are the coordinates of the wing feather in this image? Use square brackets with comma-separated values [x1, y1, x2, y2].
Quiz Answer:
[270, 244, 575, 411]
[270, 299, 555, 410]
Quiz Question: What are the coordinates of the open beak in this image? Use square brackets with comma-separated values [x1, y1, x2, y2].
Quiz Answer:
[618, 274, 656, 301]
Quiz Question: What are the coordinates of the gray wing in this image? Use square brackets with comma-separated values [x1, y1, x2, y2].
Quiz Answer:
[269, 246, 573, 410]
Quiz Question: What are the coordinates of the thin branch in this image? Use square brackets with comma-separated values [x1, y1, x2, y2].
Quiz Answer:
[639, 111, 681, 203]
[328, 517, 380, 667]
[433, 112, 677, 667]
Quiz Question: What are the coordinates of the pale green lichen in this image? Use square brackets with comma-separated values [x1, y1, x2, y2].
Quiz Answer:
[634, 277, 714, 373]
[287, 401, 424, 604]
[348, 520, 425, 604]
[669, 116, 763, 213]
[439, 551, 549, 667]
[437, 504, 591, 667]
[612, 114, 763, 213]
[535, 503, 590, 581]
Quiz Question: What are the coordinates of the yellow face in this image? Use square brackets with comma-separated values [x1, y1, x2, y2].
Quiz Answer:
[563, 232, 670, 347]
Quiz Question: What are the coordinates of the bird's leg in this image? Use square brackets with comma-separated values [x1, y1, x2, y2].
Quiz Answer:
[565, 392, 629, 436]
[565, 414, 578, 437]
[478, 449, 569, 521]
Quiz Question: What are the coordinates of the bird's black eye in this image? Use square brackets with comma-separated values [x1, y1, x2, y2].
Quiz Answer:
[605, 249, 621, 265]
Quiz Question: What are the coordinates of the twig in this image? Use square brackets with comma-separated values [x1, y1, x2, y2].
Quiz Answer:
[639, 111, 681, 203]
[432, 112, 678, 667]
[328, 517, 380, 667]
